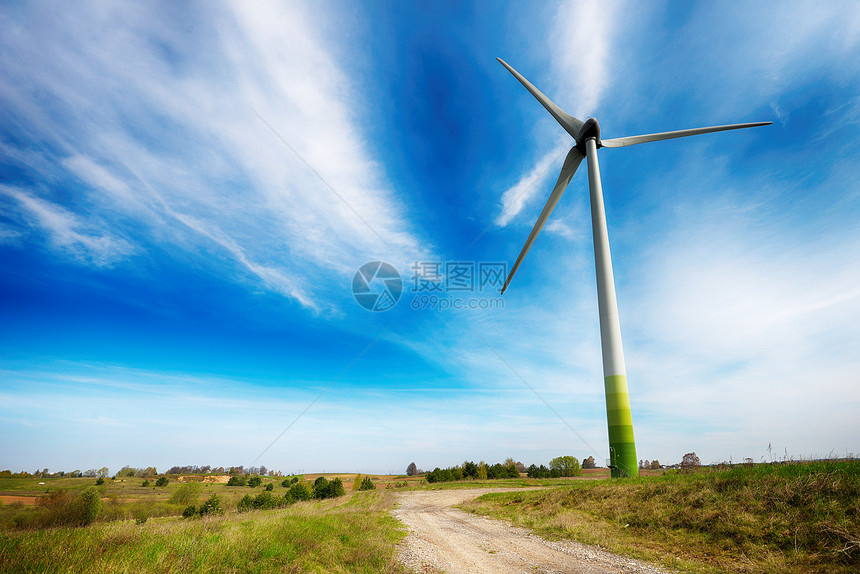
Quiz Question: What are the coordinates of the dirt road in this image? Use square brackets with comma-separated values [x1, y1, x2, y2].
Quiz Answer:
[392, 488, 672, 574]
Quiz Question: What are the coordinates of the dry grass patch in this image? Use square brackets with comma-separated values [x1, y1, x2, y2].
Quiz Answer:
[461, 460, 860, 574]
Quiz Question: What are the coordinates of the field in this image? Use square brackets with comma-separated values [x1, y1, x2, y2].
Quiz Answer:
[0, 476, 407, 574]
[1, 462, 858, 573]
[461, 460, 860, 573]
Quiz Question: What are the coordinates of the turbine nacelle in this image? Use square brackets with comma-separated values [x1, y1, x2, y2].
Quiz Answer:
[575, 117, 602, 153]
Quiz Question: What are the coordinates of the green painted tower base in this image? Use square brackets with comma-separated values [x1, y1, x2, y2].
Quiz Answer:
[605, 375, 638, 478]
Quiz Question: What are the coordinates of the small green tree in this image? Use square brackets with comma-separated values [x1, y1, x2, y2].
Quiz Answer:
[78, 486, 101, 526]
[155, 477, 169, 487]
[264, 482, 274, 491]
[141, 479, 150, 487]
[549, 456, 582, 477]
[237, 494, 254, 513]
[247, 476, 262, 488]
[198, 494, 223, 516]
[95, 477, 104, 486]
[227, 475, 246, 486]
[182, 505, 197, 518]
[286, 482, 311, 502]
[359, 476, 375, 491]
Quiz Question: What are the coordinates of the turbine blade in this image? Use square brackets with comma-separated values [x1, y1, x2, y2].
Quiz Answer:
[497, 58, 584, 140]
[501, 146, 585, 294]
[601, 121, 772, 148]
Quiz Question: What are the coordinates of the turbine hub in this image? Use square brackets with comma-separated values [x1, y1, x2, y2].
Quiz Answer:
[575, 117, 601, 153]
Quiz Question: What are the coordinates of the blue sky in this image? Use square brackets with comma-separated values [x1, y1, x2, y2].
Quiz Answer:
[2, 0, 859, 475]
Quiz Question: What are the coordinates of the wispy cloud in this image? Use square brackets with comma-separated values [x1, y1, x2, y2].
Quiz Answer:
[494, 0, 623, 227]
[1, 185, 135, 266]
[0, 0, 431, 310]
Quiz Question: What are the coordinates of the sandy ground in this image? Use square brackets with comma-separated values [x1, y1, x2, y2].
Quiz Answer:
[0, 495, 38, 506]
[392, 488, 674, 574]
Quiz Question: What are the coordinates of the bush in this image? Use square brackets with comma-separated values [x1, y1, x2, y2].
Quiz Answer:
[227, 475, 247, 487]
[312, 477, 346, 499]
[134, 511, 147, 525]
[169, 483, 202, 505]
[247, 476, 262, 488]
[155, 477, 169, 487]
[79, 487, 101, 525]
[264, 482, 274, 491]
[141, 480, 150, 487]
[237, 495, 254, 513]
[198, 494, 223, 516]
[95, 477, 104, 486]
[359, 476, 375, 491]
[182, 505, 197, 518]
[286, 482, 311, 503]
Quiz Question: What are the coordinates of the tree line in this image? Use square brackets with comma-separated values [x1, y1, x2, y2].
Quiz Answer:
[419, 456, 585, 483]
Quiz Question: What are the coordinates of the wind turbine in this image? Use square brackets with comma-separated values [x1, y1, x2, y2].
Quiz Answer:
[497, 58, 771, 478]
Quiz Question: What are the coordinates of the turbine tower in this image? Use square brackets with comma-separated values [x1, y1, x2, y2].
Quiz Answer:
[497, 58, 771, 478]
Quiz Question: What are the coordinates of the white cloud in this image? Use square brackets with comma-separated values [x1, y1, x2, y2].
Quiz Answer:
[1, 185, 135, 266]
[495, 0, 624, 226]
[0, 0, 432, 309]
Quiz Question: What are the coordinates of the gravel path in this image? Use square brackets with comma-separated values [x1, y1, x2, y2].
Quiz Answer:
[392, 488, 674, 574]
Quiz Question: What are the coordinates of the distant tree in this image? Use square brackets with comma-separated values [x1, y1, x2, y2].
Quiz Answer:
[259, 466, 267, 476]
[97, 467, 110, 478]
[406, 462, 418, 476]
[515, 461, 527, 473]
[286, 482, 311, 502]
[582, 456, 596, 469]
[680, 452, 701, 470]
[549, 456, 582, 477]
[462, 461, 478, 479]
[477, 462, 488, 480]
[650, 460, 660, 470]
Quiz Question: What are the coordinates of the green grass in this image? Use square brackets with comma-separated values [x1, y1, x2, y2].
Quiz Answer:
[460, 461, 860, 573]
[0, 490, 407, 573]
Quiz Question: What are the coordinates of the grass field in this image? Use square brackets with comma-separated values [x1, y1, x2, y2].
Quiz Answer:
[460, 460, 860, 573]
[0, 489, 407, 573]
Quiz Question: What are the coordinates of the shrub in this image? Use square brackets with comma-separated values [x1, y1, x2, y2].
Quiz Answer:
[227, 475, 246, 487]
[286, 482, 311, 503]
[95, 477, 104, 486]
[264, 482, 274, 491]
[182, 505, 197, 518]
[237, 495, 254, 513]
[359, 476, 375, 491]
[312, 477, 345, 499]
[198, 494, 223, 516]
[169, 483, 202, 505]
[247, 476, 262, 488]
[78, 486, 101, 525]
[134, 511, 147, 525]
[141, 479, 150, 487]
[155, 477, 169, 487]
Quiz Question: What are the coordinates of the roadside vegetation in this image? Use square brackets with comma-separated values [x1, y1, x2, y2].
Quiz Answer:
[0, 490, 406, 573]
[461, 460, 860, 573]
